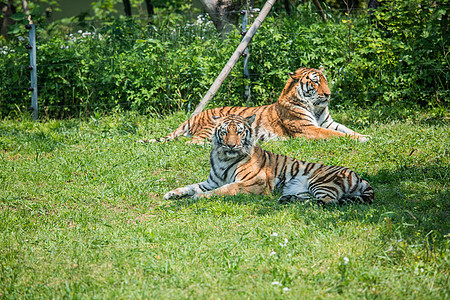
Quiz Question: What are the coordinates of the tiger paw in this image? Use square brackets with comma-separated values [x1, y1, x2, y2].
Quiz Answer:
[163, 190, 179, 200]
[278, 195, 297, 204]
[358, 135, 371, 143]
[138, 138, 157, 143]
[318, 195, 339, 205]
[163, 189, 189, 200]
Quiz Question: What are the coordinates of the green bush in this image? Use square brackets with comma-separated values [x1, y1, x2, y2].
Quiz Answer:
[0, 1, 447, 118]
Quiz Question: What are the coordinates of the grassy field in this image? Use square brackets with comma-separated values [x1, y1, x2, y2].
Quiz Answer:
[1, 107, 449, 299]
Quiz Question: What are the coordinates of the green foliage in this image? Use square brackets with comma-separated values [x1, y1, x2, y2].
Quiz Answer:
[0, 108, 449, 298]
[0, 1, 448, 118]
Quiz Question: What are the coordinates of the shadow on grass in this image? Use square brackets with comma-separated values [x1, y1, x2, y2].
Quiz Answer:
[159, 162, 449, 246]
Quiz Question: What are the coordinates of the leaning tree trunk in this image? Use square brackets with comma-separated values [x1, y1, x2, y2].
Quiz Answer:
[199, 0, 244, 34]
[192, 0, 277, 116]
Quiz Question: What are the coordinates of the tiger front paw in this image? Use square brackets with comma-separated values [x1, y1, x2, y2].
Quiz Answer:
[163, 188, 196, 200]
[357, 135, 371, 143]
[137, 138, 157, 143]
[163, 190, 179, 200]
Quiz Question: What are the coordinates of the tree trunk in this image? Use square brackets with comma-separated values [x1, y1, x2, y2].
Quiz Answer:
[284, 0, 291, 15]
[199, 0, 244, 34]
[123, 0, 132, 17]
[1, 0, 16, 38]
[192, 0, 277, 116]
[21, 0, 32, 23]
[368, 0, 381, 11]
[144, 0, 154, 18]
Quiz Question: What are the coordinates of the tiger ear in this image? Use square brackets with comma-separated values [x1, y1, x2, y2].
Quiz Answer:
[319, 66, 325, 72]
[287, 71, 295, 78]
[245, 114, 256, 126]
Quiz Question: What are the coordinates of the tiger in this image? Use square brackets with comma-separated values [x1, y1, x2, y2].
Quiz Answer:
[145, 67, 369, 144]
[163, 114, 374, 205]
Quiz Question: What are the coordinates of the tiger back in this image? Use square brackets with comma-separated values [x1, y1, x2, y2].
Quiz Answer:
[163, 115, 374, 204]
[144, 67, 369, 144]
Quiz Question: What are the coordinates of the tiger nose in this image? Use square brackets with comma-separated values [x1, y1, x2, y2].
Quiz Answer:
[323, 87, 331, 98]
[227, 143, 236, 149]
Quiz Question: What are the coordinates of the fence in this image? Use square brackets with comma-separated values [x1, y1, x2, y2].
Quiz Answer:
[0, 2, 448, 119]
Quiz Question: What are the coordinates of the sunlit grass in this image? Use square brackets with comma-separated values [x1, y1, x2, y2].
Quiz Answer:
[0, 107, 448, 298]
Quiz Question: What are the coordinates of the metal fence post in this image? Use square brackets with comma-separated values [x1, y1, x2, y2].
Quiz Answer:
[26, 24, 38, 120]
[241, 9, 251, 103]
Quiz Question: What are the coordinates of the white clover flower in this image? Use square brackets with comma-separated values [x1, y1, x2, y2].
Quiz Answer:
[197, 14, 204, 24]
[343, 257, 349, 265]
[78, 30, 82, 34]
[270, 251, 276, 256]
[271, 281, 282, 286]
[271, 232, 278, 237]
[279, 238, 288, 247]
[283, 287, 291, 292]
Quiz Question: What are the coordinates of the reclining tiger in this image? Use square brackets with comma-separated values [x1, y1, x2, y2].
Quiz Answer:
[164, 114, 374, 205]
[145, 67, 369, 144]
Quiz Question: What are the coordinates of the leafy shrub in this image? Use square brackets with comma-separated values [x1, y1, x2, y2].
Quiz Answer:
[0, 1, 447, 118]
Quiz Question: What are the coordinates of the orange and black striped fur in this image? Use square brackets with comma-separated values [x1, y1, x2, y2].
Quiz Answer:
[148, 67, 368, 144]
[163, 115, 374, 204]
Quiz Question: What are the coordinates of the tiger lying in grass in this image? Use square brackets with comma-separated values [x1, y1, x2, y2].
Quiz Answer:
[164, 114, 374, 205]
[146, 67, 369, 144]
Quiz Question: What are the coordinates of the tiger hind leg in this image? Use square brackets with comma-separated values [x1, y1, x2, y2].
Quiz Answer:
[344, 185, 374, 204]
[278, 178, 312, 204]
[278, 193, 312, 204]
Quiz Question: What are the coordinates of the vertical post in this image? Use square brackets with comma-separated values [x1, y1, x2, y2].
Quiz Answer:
[241, 9, 251, 104]
[26, 24, 38, 120]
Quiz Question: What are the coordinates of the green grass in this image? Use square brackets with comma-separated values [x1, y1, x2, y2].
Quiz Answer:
[1, 107, 449, 299]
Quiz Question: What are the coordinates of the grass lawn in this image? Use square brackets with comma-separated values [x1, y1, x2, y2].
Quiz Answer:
[1, 107, 449, 299]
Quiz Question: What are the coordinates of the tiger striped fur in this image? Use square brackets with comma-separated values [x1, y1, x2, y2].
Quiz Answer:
[146, 67, 369, 144]
[163, 114, 374, 205]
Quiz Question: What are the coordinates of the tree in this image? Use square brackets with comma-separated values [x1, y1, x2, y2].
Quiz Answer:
[198, 0, 244, 34]
[123, 0, 132, 16]
[144, 0, 154, 18]
[1, 0, 16, 38]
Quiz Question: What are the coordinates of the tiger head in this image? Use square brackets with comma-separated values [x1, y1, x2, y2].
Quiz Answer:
[279, 67, 331, 111]
[212, 114, 256, 157]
